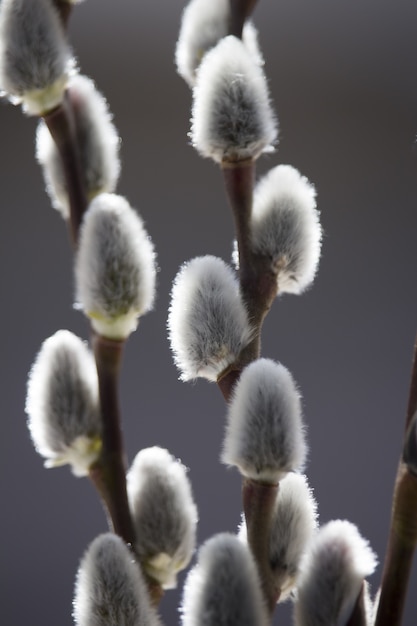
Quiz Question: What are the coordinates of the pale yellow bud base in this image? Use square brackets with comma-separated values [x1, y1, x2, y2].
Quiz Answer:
[45, 435, 102, 477]
[88, 309, 140, 340]
[22, 75, 68, 116]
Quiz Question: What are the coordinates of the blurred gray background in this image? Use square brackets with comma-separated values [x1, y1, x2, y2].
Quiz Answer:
[1, 0, 417, 624]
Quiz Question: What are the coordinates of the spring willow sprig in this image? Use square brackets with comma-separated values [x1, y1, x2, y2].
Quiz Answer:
[2, 0, 417, 625]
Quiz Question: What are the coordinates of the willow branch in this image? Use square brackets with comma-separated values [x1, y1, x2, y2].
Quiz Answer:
[52, 0, 73, 28]
[242, 478, 280, 615]
[217, 160, 278, 402]
[88, 334, 136, 546]
[228, 0, 260, 38]
[43, 94, 88, 244]
[374, 463, 417, 626]
[375, 335, 417, 626]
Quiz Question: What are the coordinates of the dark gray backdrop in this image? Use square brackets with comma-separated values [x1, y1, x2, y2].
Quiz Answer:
[1, 0, 417, 624]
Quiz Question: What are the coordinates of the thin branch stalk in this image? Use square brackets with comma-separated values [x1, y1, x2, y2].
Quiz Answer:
[405, 333, 417, 433]
[228, 0, 260, 38]
[219, 158, 281, 608]
[374, 463, 417, 626]
[43, 94, 88, 244]
[52, 0, 73, 27]
[242, 478, 280, 615]
[89, 334, 136, 546]
[218, 160, 278, 402]
[375, 332, 417, 625]
[222, 159, 278, 324]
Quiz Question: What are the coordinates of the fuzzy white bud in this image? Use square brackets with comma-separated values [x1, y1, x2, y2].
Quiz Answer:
[248, 165, 321, 294]
[168, 255, 252, 381]
[182, 533, 268, 626]
[0, 0, 73, 115]
[127, 446, 198, 589]
[25, 330, 101, 476]
[240, 473, 318, 601]
[73, 533, 160, 626]
[294, 520, 378, 626]
[176, 0, 263, 87]
[75, 193, 156, 340]
[222, 358, 307, 483]
[191, 35, 277, 163]
[270, 473, 318, 601]
[36, 74, 120, 218]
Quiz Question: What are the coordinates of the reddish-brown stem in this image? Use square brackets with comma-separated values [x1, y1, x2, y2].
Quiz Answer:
[217, 367, 241, 402]
[374, 464, 417, 626]
[222, 160, 254, 278]
[218, 160, 278, 401]
[89, 334, 164, 605]
[216, 27, 280, 618]
[52, 0, 73, 28]
[222, 160, 278, 323]
[374, 335, 417, 626]
[89, 334, 136, 547]
[243, 478, 280, 615]
[44, 0, 165, 608]
[228, 0, 260, 38]
[43, 95, 88, 244]
[405, 333, 417, 433]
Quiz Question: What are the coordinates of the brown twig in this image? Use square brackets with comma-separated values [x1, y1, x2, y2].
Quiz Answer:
[51, 0, 73, 28]
[43, 94, 88, 244]
[228, 0, 260, 38]
[242, 478, 280, 615]
[41, 0, 165, 611]
[89, 334, 136, 546]
[405, 334, 417, 433]
[219, 159, 280, 616]
[217, 160, 278, 402]
[374, 335, 417, 626]
[374, 463, 417, 626]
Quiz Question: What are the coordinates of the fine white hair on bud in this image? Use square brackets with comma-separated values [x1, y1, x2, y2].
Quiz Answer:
[240, 473, 318, 602]
[270, 473, 318, 601]
[0, 0, 73, 115]
[222, 358, 307, 483]
[75, 193, 157, 340]
[25, 329, 101, 476]
[168, 255, 252, 381]
[175, 0, 263, 87]
[182, 533, 268, 626]
[191, 35, 277, 164]
[126, 446, 198, 589]
[73, 533, 161, 626]
[294, 520, 378, 626]
[249, 165, 322, 295]
[370, 587, 381, 625]
[36, 74, 120, 219]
